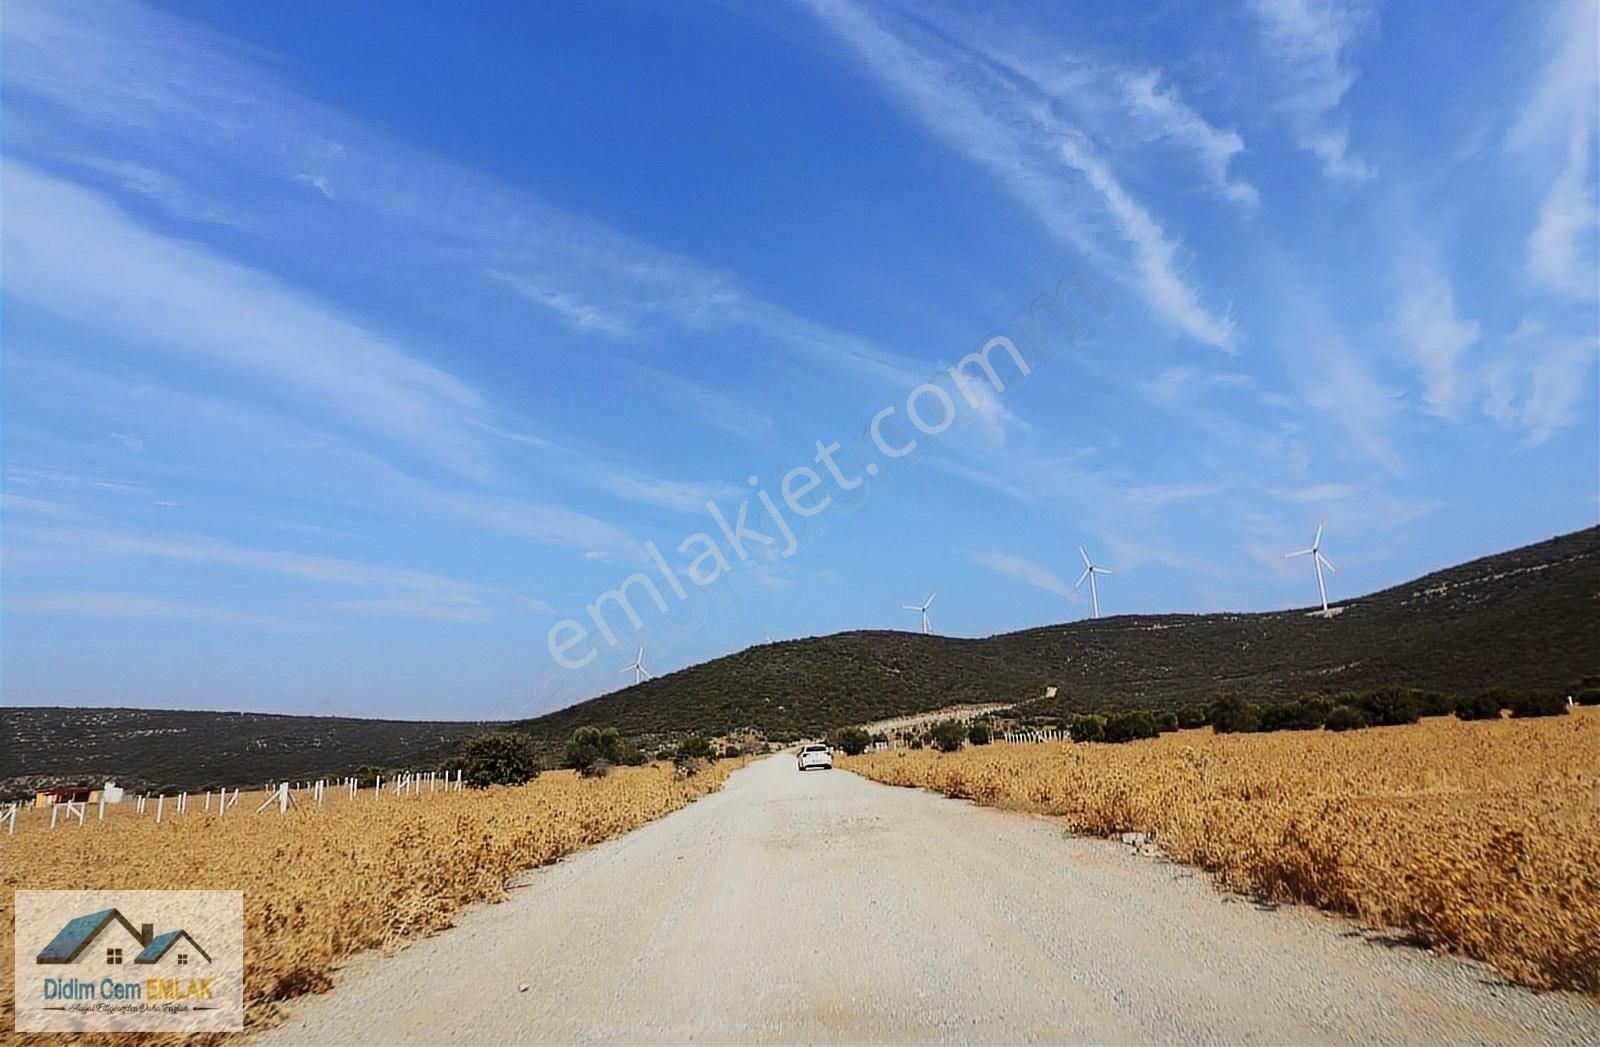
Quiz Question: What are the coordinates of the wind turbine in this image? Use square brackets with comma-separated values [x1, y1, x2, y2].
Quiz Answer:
[901, 590, 937, 635]
[620, 644, 651, 685]
[1074, 546, 1112, 619]
[1284, 520, 1337, 615]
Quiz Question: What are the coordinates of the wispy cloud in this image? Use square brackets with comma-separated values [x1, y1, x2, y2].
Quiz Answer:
[973, 550, 1075, 599]
[1483, 322, 1599, 445]
[1394, 270, 1481, 418]
[1120, 70, 1258, 208]
[800, 0, 1235, 350]
[1248, 0, 1376, 182]
[7, 162, 494, 479]
[3, 592, 284, 627]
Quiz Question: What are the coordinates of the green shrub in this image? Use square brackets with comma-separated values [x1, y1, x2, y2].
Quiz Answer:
[930, 720, 967, 753]
[1576, 688, 1600, 707]
[1412, 690, 1456, 717]
[1175, 705, 1209, 730]
[724, 745, 742, 759]
[1153, 710, 1179, 733]
[1323, 705, 1369, 731]
[1209, 695, 1261, 734]
[675, 735, 713, 762]
[1507, 691, 1569, 718]
[1102, 711, 1158, 743]
[908, 736, 924, 750]
[1259, 700, 1325, 732]
[1454, 691, 1505, 720]
[445, 732, 541, 788]
[833, 726, 872, 755]
[1066, 714, 1105, 743]
[1354, 687, 1421, 727]
[564, 726, 623, 772]
[967, 722, 992, 746]
[578, 759, 611, 779]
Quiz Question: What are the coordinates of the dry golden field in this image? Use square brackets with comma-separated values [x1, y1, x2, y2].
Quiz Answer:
[848, 710, 1600, 994]
[0, 761, 738, 1042]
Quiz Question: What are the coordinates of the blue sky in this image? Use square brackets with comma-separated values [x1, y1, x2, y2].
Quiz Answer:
[3, 0, 1596, 720]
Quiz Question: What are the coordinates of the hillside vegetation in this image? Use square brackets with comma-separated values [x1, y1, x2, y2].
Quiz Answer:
[6, 526, 1596, 790]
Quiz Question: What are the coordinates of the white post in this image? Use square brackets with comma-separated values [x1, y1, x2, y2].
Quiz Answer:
[50, 804, 59, 829]
[230, 788, 239, 808]
[375, 775, 382, 799]
[279, 782, 289, 814]
[4, 804, 14, 835]
[156, 795, 165, 824]
[179, 792, 187, 815]
[75, 802, 86, 827]
[98, 795, 106, 822]
[204, 791, 211, 812]
[218, 791, 225, 820]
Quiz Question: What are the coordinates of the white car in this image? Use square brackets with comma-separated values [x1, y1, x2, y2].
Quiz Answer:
[797, 744, 834, 771]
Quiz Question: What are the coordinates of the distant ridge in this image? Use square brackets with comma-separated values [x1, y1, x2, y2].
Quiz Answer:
[5, 526, 1596, 792]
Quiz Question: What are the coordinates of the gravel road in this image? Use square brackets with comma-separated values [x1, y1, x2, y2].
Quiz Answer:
[259, 755, 1599, 1044]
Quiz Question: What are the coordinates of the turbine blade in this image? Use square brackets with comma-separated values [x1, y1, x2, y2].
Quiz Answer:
[1285, 549, 1312, 558]
[901, 604, 921, 611]
[618, 666, 631, 674]
[925, 591, 938, 608]
[1313, 521, 1324, 548]
[1317, 552, 1337, 573]
[1095, 567, 1113, 575]
[1079, 545, 1092, 568]
[1074, 567, 1091, 589]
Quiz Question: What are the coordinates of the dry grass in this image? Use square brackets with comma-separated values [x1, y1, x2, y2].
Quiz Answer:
[848, 711, 1600, 993]
[1, 760, 738, 1041]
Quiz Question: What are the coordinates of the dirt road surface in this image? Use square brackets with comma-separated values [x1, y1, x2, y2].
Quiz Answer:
[259, 755, 1599, 1044]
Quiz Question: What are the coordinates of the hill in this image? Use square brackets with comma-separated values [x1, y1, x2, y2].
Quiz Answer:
[516, 526, 1599, 742]
[5, 526, 1596, 791]
[0, 708, 478, 797]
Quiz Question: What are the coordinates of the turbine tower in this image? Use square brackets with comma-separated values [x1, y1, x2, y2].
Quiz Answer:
[901, 590, 937, 635]
[1074, 546, 1112, 619]
[1284, 520, 1337, 615]
[620, 644, 651, 685]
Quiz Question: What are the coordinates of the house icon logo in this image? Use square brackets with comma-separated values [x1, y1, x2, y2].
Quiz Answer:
[36, 908, 213, 969]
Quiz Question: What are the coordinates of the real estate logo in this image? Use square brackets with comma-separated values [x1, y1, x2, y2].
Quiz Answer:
[14, 890, 243, 1032]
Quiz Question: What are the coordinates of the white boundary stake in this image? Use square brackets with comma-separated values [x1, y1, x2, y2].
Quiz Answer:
[98, 795, 106, 822]
[178, 792, 187, 815]
[156, 795, 165, 824]
[136, 795, 146, 815]
[4, 803, 16, 836]
[254, 782, 297, 814]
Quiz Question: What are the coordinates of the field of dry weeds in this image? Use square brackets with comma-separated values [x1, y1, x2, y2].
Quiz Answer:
[1, 760, 738, 1042]
[848, 710, 1600, 993]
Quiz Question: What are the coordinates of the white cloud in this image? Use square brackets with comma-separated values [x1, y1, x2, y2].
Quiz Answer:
[1484, 323, 1598, 445]
[973, 551, 1075, 599]
[3, 592, 282, 627]
[1120, 70, 1258, 208]
[1249, 0, 1376, 182]
[5, 163, 494, 479]
[800, 0, 1234, 350]
[1527, 128, 1599, 297]
[1059, 137, 1236, 349]
[1394, 270, 1481, 417]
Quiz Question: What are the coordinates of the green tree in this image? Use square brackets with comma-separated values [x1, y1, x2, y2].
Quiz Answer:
[967, 721, 992, 746]
[564, 726, 623, 772]
[675, 735, 713, 762]
[833, 727, 872, 755]
[1454, 690, 1506, 721]
[930, 720, 966, 752]
[1323, 705, 1369, 732]
[1209, 694, 1261, 734]
[445, 732, 541, 789]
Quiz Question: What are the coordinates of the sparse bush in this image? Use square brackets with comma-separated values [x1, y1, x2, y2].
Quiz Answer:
[833, 726, 872, 756]
[1455, 691, 1507, 721]
[908, 736, 924, 750]
[1508, 692, 1569, 718]
[445, 732, 541, 788]
[1323, 705, 1369, 732]
[1176, 705, 1209, 730]
[967, 722, 992, 746]
[1153, 710, 1179, 733]
[930, 720, 966, 753]
[578, 759, 611, 779]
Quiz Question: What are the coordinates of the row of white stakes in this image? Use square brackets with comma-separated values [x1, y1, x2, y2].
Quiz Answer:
[1000, 729, 1071, 743]
[18, 770, 468, 834]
